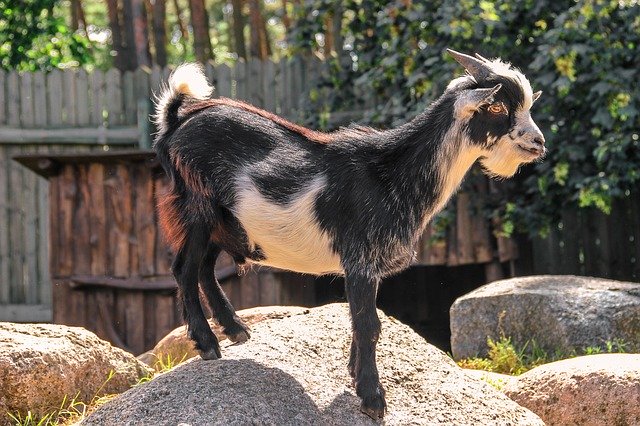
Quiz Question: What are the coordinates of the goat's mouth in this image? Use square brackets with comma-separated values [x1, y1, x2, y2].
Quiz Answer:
[517, 143, 545, 160]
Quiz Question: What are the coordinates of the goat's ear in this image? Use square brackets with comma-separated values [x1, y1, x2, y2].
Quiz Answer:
[532, 90, 542, 103]
[456, 84, 502, 117]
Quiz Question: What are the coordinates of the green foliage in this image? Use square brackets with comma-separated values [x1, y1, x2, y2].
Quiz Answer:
[457, 336, 629, 375]
[0, 0, 94, 70]
[289, 0, 640, 236]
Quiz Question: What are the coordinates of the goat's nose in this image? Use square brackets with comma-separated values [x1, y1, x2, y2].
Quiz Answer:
[533, 134, 545, 147]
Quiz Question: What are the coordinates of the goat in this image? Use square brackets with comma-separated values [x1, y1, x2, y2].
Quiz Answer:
[153, 49, 545, 419]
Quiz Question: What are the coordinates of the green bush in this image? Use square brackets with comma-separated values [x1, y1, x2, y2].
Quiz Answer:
[289, 0, 640, 236]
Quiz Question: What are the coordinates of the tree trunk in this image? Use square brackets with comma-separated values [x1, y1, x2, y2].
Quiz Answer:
[248, 0, 269, 59]
[172, 0, 189, 39]
[231, 0, 247, 60]
[122, 0, 151, 68]
[151, 0, 168, 66]
[188, 0, 213, 63]
[106, 0, 127, 70]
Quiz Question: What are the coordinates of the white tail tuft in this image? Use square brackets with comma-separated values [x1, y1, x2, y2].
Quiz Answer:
[153, 63, 214, 136]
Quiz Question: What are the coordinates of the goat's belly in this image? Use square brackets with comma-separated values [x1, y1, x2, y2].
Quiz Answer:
[232, 174, 343, 276]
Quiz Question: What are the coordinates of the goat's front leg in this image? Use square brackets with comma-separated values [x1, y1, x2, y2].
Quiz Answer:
[345, 271, 386, 419]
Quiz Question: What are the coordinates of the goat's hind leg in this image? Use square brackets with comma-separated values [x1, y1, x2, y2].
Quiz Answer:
[199, 240, 251, 343]
[173, 225, 221, 360]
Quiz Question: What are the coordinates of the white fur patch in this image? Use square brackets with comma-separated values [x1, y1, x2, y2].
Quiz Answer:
[153, 63, 214, 135]
[232, 174, 343, 275]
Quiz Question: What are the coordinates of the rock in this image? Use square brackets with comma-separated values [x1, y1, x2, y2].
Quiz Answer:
[137, 306, 310, 367]
[450, 275, 640, 360]
[0, 322, 152, 425]
[84, 304, 543, 425]
[503, 354, 640, 426]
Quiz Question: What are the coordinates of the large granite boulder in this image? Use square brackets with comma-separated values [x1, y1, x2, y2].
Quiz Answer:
[0, 322, 152, 425]
[450, 275, 640, 359]
[138, 306, 310, 367]
[503, 354, 640, 425]
[83, 304, 543, 425]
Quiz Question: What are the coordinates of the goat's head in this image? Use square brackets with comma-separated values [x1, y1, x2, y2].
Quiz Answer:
[446, 49, 545, 178]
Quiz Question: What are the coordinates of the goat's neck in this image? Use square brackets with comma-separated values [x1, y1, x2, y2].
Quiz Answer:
[377, 104, 483, 235]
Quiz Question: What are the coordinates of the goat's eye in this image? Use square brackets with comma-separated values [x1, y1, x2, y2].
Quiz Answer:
[488, 103, 507, 115]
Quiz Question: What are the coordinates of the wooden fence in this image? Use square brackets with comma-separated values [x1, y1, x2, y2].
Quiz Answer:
[0, 57, 330, 321]
[518, 194, 640, 281]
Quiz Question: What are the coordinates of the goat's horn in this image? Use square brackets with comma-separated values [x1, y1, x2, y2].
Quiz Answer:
[474, 52, 491, 63]
[447, 48, 492, 81]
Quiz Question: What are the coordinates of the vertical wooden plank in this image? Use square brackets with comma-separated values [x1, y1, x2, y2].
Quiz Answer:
[216, 64, 232, 98]
[143, 293, 157, 350]
[263, 59, 276, 113]
[136, 165, 156, 276]
[122, 70, 137, 125]
[0, 70, 6, 124]
[559, 208, 582, 275]
[105, 164, 132, 277]
[155, 294, 177, 344]
[248, 58, 263, 107]
[7, 71, 20, 125]
[19, 72, 34, 127]
[279, 58, 290, 118]
[234, 60, 247, 100]
[73, 166, 92, 276]
[87, 163, 107, 276]
[22, 147, 39, 304]
[32, 71, 47, 127]
[106, 68, 123, 126]
[8, 146, 25, 303]
[446, 209, 459, 266]
[455, 193, 474, 264]
[134, 68, 151, 148]
[47, 71, 63, 126]
[0, 147, 9, 303]
[62, 70, 78, 126]
[89, 69, 105, 125]
[258, 271, 280, 306]
[125, 292, 145, 354]
[36, 145, 51, 307]
[240, 271, 260, 309]
[153, 173, 172, 275]
[76, 69, 90, 126]
[58, 165, 76, 277]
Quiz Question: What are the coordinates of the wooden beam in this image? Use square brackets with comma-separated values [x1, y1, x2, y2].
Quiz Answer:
[0, 304, 52, 322]
[0, 127, 140, 145]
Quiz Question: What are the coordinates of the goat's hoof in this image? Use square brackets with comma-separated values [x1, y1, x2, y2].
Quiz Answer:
[359, 386, 386, 420]
[200, 346, 221, 360]
[224, 317, 251, 343]
[228, 329, 250, 343]
[360, 393, 386, 420]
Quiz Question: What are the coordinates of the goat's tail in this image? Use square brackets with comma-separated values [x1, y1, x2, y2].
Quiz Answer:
[153, 63, 213, 147]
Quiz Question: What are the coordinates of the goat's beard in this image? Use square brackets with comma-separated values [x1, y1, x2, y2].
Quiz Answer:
[479, 138, 530, 178]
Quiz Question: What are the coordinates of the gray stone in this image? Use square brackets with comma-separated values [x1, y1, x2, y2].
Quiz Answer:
[84, 304, 543, 426]
[503, 354, 640, 426]
[0, 322, 152, 425]
[137, 306, 310, 367]
[450, 275, 640, 360]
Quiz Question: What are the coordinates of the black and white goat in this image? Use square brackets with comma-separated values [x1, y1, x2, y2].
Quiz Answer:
[153, 49, 545, 418]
